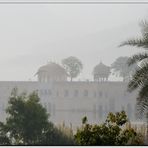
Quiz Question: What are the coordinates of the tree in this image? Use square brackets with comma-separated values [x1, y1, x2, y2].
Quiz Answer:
[74, 111, 144, 146]
[111, 56, 136, 82]
[0, 88, 75, 145]
[62, 56, 83, 81]
[119, 21, 148, 118]
[119, 21, 148, 142]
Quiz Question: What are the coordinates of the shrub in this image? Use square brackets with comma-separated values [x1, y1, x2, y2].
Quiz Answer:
[74, 111, 144, 146]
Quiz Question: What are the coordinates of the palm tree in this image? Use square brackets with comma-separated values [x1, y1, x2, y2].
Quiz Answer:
[120, 21, 148, 143]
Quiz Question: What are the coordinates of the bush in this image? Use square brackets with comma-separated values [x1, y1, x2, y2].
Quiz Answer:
[74, 111, 144, 146]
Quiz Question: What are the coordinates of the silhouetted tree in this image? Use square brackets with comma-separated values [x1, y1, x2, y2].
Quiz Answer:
[0, 88, 75, 145]
[62, 56, 83, 81]
[111, 56, 136, 81]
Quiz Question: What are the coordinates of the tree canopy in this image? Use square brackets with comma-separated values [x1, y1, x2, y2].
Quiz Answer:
[74, 111, 143, 146]
[111, 56, 136, 81]
[62, 56, 83, 81]
[120, 21, 148, 119]
[0, 88, 75, 145]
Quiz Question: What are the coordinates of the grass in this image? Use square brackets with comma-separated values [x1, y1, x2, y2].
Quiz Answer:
[125, 122, 147, 143]
[56, 120, 148, 145]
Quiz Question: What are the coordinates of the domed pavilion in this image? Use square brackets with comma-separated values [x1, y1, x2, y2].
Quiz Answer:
[36, 62, 68, 82]
[93, 62, 110, 82]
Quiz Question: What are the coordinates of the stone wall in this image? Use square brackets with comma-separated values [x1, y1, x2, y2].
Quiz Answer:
[0, 81, 138, 127]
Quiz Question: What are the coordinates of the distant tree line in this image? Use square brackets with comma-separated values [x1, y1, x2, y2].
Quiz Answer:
[61, 56, 136, 81]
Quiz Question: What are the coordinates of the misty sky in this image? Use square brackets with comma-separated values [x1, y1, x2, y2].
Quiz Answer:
[0, 3, 147, 81]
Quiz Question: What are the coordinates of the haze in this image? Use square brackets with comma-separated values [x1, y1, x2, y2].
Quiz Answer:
[0, 3, 147, 81]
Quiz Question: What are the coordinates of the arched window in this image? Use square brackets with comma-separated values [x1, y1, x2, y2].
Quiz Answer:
[99, 91, 102, 97]
[39, 89, 43, 95]
[56, 91, 59, 97]
[84, 90, 88, 97]
[94, 91, 97, 98]
[48, 89, 52, 96]
[48, 102, 51, 112]
[44, 102, 47, 109]
[109, 99, 115, 112]
[45, 89, 48, 95]
[74, 89, 79, 97]
[53, 104, 56, 116]
[105, 92, 108, 98]
[64, 89, 69, 97]
[98, 105, 103, 119]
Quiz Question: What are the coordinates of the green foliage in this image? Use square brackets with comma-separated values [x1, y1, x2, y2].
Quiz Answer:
[74, 111, 144, 146]
[62, 56, 83, 81]
[2, 89, 49, 145]
[0, 88, 75, 145]
[82, 116, 87, 124]
[120, 20, 148, 118]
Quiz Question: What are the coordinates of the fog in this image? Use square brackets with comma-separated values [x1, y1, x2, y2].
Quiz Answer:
[0, 3, 147, 81]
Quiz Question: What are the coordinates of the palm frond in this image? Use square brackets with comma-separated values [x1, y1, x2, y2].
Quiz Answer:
[119, 20, 148, 48]
[121, 20, 148, 119]
[128, 63, 148, 92]
[127, 52, 148, 66]
[140, 20, 148, 38]
[138, 79, 148, 98]
[136, 97, 148, 118]
[119, 38, 148, 48]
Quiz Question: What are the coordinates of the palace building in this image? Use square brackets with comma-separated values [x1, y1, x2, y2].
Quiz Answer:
[0, 62, 138, 128]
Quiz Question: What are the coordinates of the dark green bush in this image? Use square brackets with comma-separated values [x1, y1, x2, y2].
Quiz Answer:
[74, 111, 144, 146]
[0, 89, 75, 145]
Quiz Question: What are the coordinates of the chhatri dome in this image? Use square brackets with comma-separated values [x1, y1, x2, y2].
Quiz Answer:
[36, 62, 68, 82]
[93, 61, 110, 82]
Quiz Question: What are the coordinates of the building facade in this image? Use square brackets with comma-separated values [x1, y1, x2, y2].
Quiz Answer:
[0, 62, 138, 128]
